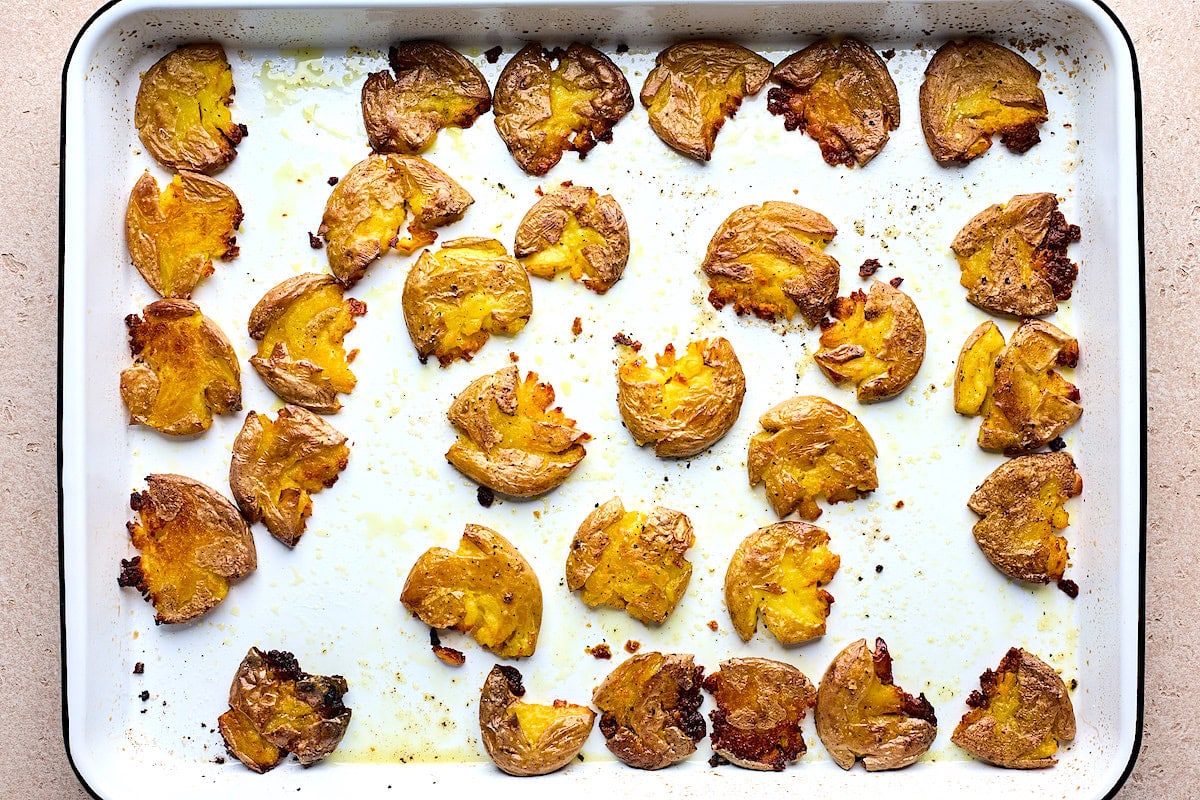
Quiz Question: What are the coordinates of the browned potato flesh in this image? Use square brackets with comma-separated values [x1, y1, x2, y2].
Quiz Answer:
[703, 658, 816, 771]
[593, 653, 706, 770]
[513, 184, 629, 293]
[479, 665, 595, 776]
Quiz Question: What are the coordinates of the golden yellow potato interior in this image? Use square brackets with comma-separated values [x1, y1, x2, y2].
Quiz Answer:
[520, 210, 608, 282]
[218, 708, 284, 773]
[168, 59, 233, 150]
[257, 284, 359, 393]
[512, 701, 593, 744]
[645, 67, 747, 134]
[954, 323, 1005, 415]
[816, 295, 891, 384]
[471, 374, 580, 466]
[249, 412, 349, 534]
[541, 68, 601, 150]
[132, 311, 239, 433]
[754, 543, 839, 642]
[969, 672, 1058, 759]
[622, 341, 715, 416]
[945, 87, 1045, 160]
[759, 430, 869, 520]
[709, 241, 828, 321]
[576, 511, 693, 624]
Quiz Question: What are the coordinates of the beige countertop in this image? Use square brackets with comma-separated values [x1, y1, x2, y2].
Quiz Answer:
[1, 0, 1191, 795]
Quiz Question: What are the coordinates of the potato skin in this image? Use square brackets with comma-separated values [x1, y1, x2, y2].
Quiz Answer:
[513, 184, 629, 293]
[954, 320, 1006, 415]
[479, 665, 595, 776]
[703, 657, 816, 771]
[593, 653, 706, 770]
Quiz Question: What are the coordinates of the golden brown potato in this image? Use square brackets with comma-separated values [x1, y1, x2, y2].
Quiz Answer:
[747, 395, 878, 520]
[479, 664, 595, 776]
[815, 638, 937, 771]
[513, 184, 629, 293]
[703, 202, 841, 326]
[229, 405, 350, 548]
[134, 44, 245, 173]
[446, 366, 590, 497]
[815, 281, 925, 402]
[318, 154, 473, 286]
[400, 524, 542, 658]
[952, 193, 1082, 317]
[919, 39, 1048, 164]
[119, 299, 241, 436]
[768, 37, 900, 167]
[247, 273, 367, 414]
[703, 657, 816, 771]
[639, 40, 772, 161]
[566, 497, 695, 625]
[952, 648, 1075, 768]
[362, 41, 491, 154]
[494, 43, 633, 175]
[724, 521, 840, 645]
[593, 652, 706, 770]
[954, 320, 1006, 415]
[117, 474, 256, 624]
[125, 170, 242, 299]
[402, 237, 532, 366]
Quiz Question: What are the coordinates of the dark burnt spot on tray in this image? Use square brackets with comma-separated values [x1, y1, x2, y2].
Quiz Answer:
[308, 232, 324, 249]
[586, 643, 612, 659]
[133, 662, 145, 675]
[612, 332, 641, 350]
[484, 45, 503, 64]
[327, 176, 339, 186]
[889, 276, 904, 288]
[882, 48, 896, 60]
[1047, 436, 1067, 452]
[624, 640, 640, 653]
[1057, 578, 1079, 598]
[616, 43, 629, 54]
[139, 690, 150, 702]
[476, 485, 495, 507]
[859, 258, 883, 278]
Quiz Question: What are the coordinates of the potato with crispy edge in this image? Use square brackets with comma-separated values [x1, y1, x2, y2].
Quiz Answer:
[318, 154, 474, 286]
[768, 37, 900, 167]
[703, 201, 841, 326]
[593, 652, 706, 770]
[362, 41, 491, 154]
[513, 184, 629, 293]
[815, 280, 925, 402]
[248, 273, 367, 414]
[117, 474, 256, 624]
[494, 43, 633, 176]
[920, 39, 1048, 164]
[400, 524, 543, 658]
[479, 664, 596, 776]
[954, 320, 1006, 415]
[135, 44, 245, 173]
[703, 657, 816, 771]
[815, 638, 937, 771]
[120, 299, 241, 436]
[952, 648, 1075, 768]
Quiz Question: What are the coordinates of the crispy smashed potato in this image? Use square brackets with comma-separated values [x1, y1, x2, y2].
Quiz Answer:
[768, 37, 900, 167]
[952, 648, 1075, 768]
[513, 184, 629, 293]
[120, 299, 241, 436]
[402, 237, 532, 366]
[920, 39, 1048, 164]
[593, 652, 706, 770]
[248, 273, 366, 414]
[703, 657, 816, 771]
[703, 202, 841, 326]
[954, 320, 1006, 416]
[400, 524, 542, 658]
[362, 41, 491, 154]
[639, 40, 772, 161]
[479, 665, 595, 776]
[134, 44, 244, 173]
[118, 474, 256, 624]
[494, 43, 633, 175]
[815, 638, 937, 771]
[446, 366, 590, 497]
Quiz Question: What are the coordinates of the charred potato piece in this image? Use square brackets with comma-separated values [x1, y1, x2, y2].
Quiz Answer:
[402, 237, 532, 365]
[446, 366, 590, 497]
[593, 653, 705, 770]
[703, 201, 841, 326]
[703, 658, 816, 771]
[815, 638, 937, 771]
[134, 44, 244, 173]
[919, 39, 1048, 164]
[117, 474, 256, 624]
[952, 648, 1075, 768]
[952, 193, 1082, 317]
[494, 43, 633, 176]
[479, 665, 595, 776]
[513, 184, 629, 293]
[954, 320, 1006, 415]
[400, 524, 542, 658]
[768, 37, 900, 167]
[120, 299, 241, 436]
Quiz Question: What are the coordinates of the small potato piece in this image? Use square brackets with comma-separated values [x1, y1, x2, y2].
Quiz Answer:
[229, 405, 350, 548]
[952, 648, 1075, 768]
[703, 658, 816, 771]
[117, 474, 256, 624]
[402, 237, 532, 365]
[703, 201, 841, 326]
[446, 366, 590, 497]
[639, 40, 772, 161]
[954, 320, 1006, 415]
[566, 497, 695, 625]
[768, 37, 900, 167]
[479, 665, 595, 776]
[513, 184, 629, 293]
[617, 337, 746, 457]
[815, 638, 937, 771]
[815, 281, 925, 402]
[120, 299, 241, 436]
[494, 43, 633, 176]
[593, 652, 706, 770]
[400, 525, 543, 658]
[218, 708, 285, 773]
[362, 41, 491, 154]
[134, 44, 244, 173]
[919, 39, 1048, 164]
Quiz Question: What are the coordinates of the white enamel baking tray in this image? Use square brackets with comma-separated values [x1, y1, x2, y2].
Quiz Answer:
[59, 1, 1144, 798]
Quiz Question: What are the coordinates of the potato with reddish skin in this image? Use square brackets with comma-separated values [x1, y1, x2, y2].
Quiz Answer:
[479, 665, 595, 776]
[513, 184, 629, 293]
[703, 658, 816, 771]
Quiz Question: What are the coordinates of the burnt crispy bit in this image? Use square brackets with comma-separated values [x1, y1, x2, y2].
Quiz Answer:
[476, 485, 495, 507]
[593, 653, 705, 770]
[704, 658, 816, 771]
[484, 45, 503, 64]
[588, 644, 613, 660]
[613, 332, 641, 350]
[858, 258, 883, 278]
[308, 232, 323, 249]
[133, 662, 145, 675]
[1057, 579, 1079, 598]
[625, 640, 641, 653]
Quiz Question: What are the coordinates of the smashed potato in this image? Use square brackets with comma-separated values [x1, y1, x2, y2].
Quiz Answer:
[593, 653, 706, 770]
[703, 657, 816, 771]
[494, 43, 633, 175]
[954, 320, 1006, 415]
[479, 665, 595, 776]
[118, 474, 256, 624]
[513, 184, 629, 293]
[120, 299, 241, 436]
